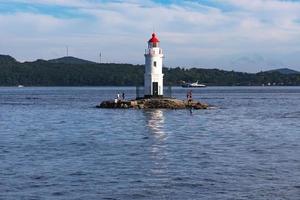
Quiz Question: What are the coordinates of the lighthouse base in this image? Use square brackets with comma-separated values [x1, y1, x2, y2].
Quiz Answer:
[143, 95, 164, 99]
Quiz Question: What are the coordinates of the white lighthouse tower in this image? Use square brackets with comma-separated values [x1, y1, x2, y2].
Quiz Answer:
[144, 33, 164, 98]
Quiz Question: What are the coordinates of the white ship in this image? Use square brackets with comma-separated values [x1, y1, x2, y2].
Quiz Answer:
[181, 81, 206, 88]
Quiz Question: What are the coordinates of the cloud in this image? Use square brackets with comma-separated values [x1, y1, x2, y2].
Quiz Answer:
[0, 0, 300, 72]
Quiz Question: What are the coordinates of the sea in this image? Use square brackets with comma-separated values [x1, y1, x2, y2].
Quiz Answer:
[0, 86, 299, 200]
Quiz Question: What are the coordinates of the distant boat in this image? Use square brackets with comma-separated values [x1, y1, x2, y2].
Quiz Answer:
[181, 81, 206, 88]
[18, 85, 24, 88]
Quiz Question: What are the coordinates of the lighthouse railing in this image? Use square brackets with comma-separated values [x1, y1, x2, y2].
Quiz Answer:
[135, 86, 172, 99]
[164, 85, 172, 98]
[136, 86, 144, 99]
[145, 49, 163, 55]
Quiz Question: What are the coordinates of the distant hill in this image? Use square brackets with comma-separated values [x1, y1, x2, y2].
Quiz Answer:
[265, 68, 300, 75]
[0, 54, 18, 64]
[48, 56, 96, 65]
[0, 55, 300, 86]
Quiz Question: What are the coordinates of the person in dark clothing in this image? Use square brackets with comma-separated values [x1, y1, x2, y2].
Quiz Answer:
[187, 90, 192, 102]
[122, 92, 125, 100]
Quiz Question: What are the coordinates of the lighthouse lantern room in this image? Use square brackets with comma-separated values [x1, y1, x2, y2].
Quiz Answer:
[144, 33, 164, 98]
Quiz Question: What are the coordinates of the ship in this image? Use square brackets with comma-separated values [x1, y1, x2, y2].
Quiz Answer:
[181, 81, 206, 88]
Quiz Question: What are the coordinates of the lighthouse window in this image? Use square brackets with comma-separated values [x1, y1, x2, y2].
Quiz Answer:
[154, 61, 157, 67]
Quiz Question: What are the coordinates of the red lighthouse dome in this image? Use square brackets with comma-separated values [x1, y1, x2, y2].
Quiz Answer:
[148, 33, 160, 43]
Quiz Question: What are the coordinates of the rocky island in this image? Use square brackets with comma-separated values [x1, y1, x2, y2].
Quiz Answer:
[97, 98, 208, 109]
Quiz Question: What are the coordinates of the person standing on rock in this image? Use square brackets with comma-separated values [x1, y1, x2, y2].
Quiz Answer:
[122, 92, 125, 100]
[187, 90, 192, 102]
[117, 93, 120, 100]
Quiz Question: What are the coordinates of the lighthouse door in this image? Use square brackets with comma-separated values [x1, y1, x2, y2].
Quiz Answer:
[152, 82, 158, 96]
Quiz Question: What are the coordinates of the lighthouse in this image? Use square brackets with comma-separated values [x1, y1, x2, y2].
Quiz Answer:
[99, 32, 208, 109]
[144, 33, 164, 98]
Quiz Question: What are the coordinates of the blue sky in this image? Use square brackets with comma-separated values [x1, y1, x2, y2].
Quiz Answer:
[1, 0, 300, 72]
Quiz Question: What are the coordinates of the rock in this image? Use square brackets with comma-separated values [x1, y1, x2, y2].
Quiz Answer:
[98, 100, 115, 108]
[143, 99, 185, 109]
[186, 100, 209, 109]
[130, 101, 138, 107]
[97, 98, 209, 110]
[193, 102, 208, 109]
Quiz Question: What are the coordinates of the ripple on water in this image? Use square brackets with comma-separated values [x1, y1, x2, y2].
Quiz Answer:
[0, 87, 300, 200]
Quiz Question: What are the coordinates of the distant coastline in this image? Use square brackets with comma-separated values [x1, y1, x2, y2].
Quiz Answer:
[1, 55, 300, 86]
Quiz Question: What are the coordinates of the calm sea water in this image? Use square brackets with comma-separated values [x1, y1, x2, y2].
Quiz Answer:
[0, 87, 300, 200]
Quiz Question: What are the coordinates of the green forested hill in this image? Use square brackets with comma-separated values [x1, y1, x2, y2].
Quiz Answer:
[0, 55, 300, 86]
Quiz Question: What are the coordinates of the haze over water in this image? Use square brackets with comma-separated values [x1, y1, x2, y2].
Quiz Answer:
[0, 87, 300, 199]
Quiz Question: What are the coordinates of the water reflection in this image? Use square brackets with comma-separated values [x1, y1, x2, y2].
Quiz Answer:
[143, 110, 169, 179]
[144, 109, 167, 141]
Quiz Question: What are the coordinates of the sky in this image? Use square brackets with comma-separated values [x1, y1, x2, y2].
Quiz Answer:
[1, 0, 300, 72]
